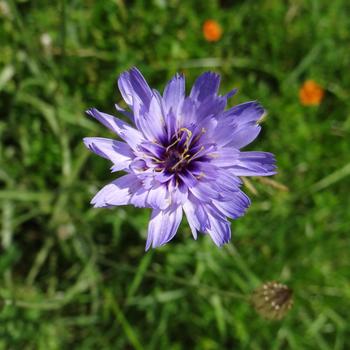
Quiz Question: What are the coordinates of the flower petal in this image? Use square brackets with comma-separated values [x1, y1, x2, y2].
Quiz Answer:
[146, 206, 183, 250]
[163, 73, 185, 114]
[118, 71, 133, 106]
[155, 171, 174, 184]
[86, 108, 144, 150]
[83, 137, 134, 171]
[225, 88, 238, 100]
[128, 67, 153, 106]
[190, 72, 220, 102]
[178, 170, 198, 188]
[216, 101, 264, 148]
[170, 181, 188, 205]
[178, 97, 197, 127]
[216, 168, 242, 191]
[130, 187, 149, 208]
[147, 183, 170, 210]
[226, 101, 265, 124]
[183, 195, 210, 238]
[133, 94, 166, 143]
[209, 147, 240, 167]
[114, 102, 133, 122]
[91, 174, 141, 208]
[195, 95, 226, 122]
[165, 108, 177, 142]
[118, 67, 153, 108]
[189, 181, 221, 202]
[232, 151, 277, 176]
[228, 124, 262, 149]
[213, 189, 251, 219]
[190, 161, 219, 181]
[206, 212, 231, 247]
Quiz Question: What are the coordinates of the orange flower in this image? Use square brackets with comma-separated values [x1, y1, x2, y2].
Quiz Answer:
[299, 80, 325, 106]
[203, 19, 222, 42]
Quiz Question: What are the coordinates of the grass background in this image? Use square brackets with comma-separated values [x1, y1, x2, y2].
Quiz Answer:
[1, 0, 350, 348]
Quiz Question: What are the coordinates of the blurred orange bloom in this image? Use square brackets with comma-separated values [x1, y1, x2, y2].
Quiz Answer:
[203, 19, 222, 42]
[299, 80, 324, 106]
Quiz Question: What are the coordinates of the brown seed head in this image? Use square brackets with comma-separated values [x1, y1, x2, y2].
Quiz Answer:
[251, 281, 293, 320]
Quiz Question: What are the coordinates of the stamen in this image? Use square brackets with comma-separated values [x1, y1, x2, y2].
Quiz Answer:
[208, 152, 219, 159]
[179, 127, 193, 139]
[171, 154, 190, 171]
[166, 137, 181, 152]
[187, 146, 205, 163]
[192, 128, 207, 144]
[148, 156, 165, 164]
[179, 128, 193, 151]
[196, 172, 205, 180]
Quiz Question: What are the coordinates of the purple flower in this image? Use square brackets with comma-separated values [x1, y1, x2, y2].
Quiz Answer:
[84, 68, 276, 250]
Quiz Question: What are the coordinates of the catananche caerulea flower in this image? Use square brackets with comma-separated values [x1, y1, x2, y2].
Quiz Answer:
[84, 68, 276, 250]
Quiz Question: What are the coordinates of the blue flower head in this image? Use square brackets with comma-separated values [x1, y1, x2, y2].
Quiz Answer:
[84, 68, 276, 250]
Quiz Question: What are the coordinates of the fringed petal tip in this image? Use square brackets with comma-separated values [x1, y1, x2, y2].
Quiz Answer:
[225, 88, 238, 99]
[90, 197, 107, 208]
[85, 108, 94, 117]
[145, 207, 183, 250]
[82, 137, 92, 148]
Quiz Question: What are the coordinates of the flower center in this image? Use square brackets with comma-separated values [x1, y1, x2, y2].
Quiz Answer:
[164, 148, 189, 173]
[160, 127, 209, 175]
[140, 127, 208, 177]
[161, 128, 195, 173]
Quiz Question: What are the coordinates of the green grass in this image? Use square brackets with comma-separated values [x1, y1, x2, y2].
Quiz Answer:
[1, 0, 350, 348]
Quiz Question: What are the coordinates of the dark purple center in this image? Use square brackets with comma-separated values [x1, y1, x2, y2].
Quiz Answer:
[162, 128, 201, 174]
[164, 149, 186, 172]
[140, 127, 208, 179]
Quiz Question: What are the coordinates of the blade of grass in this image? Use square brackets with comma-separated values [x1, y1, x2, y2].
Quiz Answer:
[311, 162, 350, 192]
[26, 237, 55, 286]
[126, 250, 153, 302]
[0, 190, 53, 202]
[104, 289, 143, 350]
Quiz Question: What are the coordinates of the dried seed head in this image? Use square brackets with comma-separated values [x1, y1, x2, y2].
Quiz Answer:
[251, 281, 293, 320]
